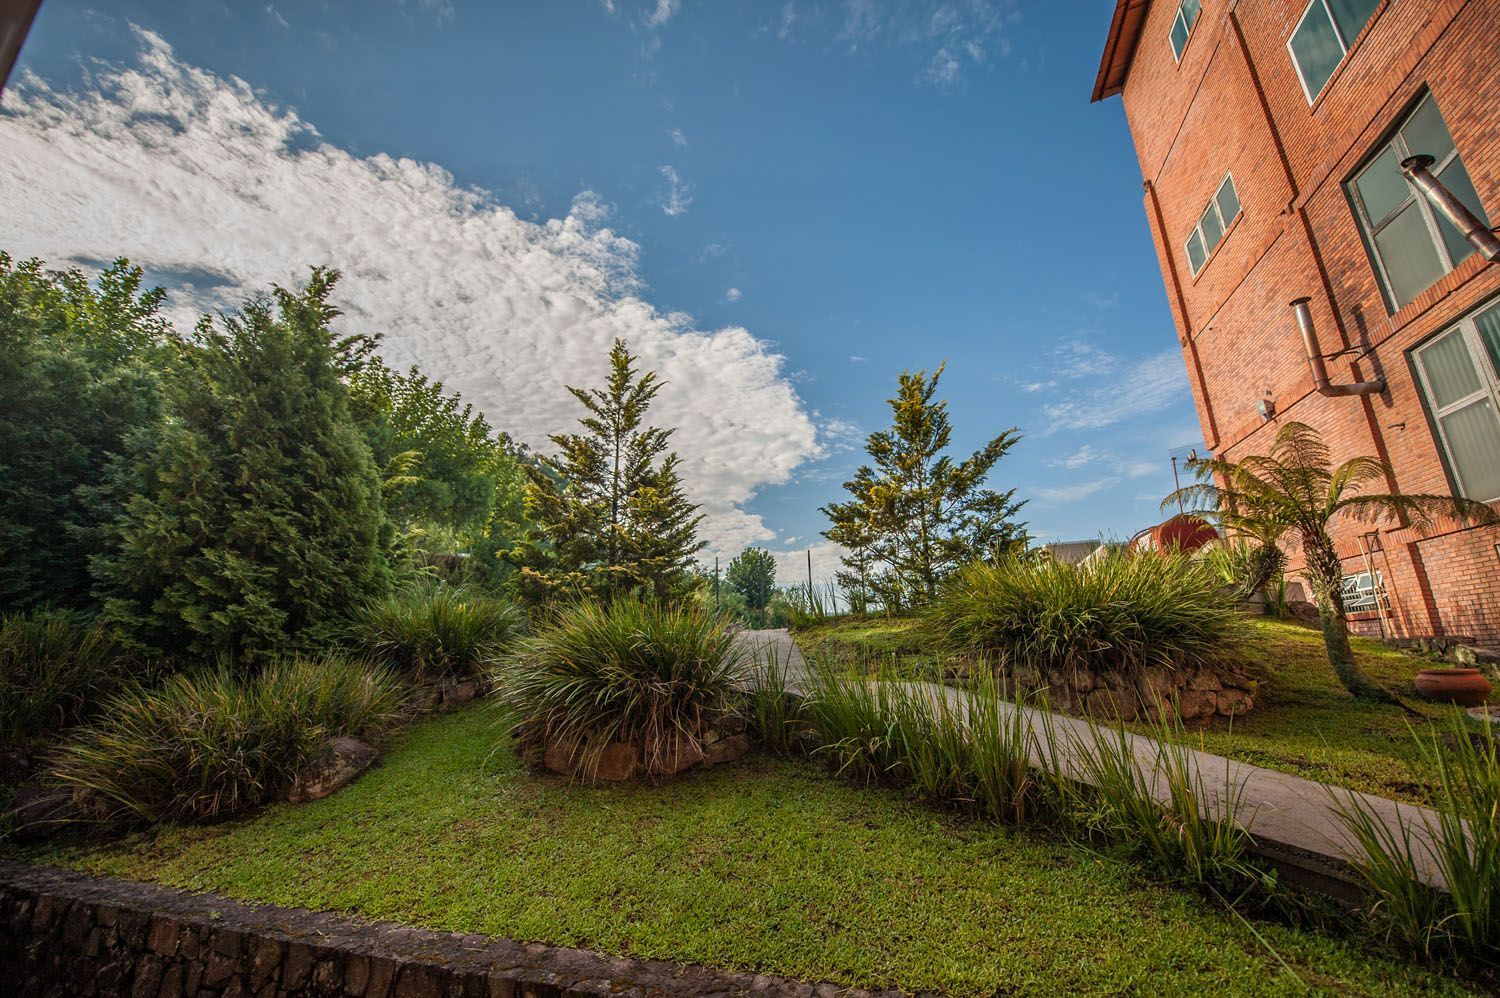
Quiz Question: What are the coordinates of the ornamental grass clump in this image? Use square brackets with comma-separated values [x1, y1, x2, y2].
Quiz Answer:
[0, 610, 139, 748]
[500, 597, 747, 781]
[50, 655, 406, 826]
[926, 551, 1246, 677]
[347, 580, 520, 683]
[805, 666, 1045, 824]
[1332, 714, 1499, 966]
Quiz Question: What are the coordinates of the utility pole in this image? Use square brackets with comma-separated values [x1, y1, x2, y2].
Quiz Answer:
[713, 556, 720, 612]
[1170, 455, 1185, 515]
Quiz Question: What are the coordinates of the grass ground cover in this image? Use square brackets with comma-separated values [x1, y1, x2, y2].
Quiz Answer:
[21, 706, 1481, 996]
[794, 616, 1465, 803]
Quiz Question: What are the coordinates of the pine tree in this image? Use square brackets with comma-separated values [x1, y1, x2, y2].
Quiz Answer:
[726, 547, 778, 625]
[92, 269, 391, 662]
[821, 364, 1025, 611]
[512, 340, 704, 603]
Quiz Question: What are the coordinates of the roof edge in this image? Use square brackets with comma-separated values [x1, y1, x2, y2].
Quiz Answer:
[1090, 0, 1151, 102]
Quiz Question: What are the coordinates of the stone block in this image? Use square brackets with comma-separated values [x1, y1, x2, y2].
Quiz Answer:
[289, 737, 379, 804]
[702, 733, 752, 767]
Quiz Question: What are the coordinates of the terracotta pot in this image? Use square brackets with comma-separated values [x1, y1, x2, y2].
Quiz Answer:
[1413, 668, 1492, 708]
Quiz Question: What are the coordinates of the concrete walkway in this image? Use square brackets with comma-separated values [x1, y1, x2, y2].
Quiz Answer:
[732, 628, 1448, 894]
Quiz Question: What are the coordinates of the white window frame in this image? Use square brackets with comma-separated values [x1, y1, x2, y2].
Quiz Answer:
[1286, 0, 1378, 104]
[1183, 173, 1241, 277]
[1339, 570, 1387, 614]
[1169, 0, 1202, 62]
[1347, 92, 1482, 313]
[1411, 302, 1500, 504]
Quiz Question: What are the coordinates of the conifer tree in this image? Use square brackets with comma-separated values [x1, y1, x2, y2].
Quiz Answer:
[512, 340, 704, 602]
[821, 364, 1025, 611]
[726, 547, 778, 624]
[92, 269, 390, 661]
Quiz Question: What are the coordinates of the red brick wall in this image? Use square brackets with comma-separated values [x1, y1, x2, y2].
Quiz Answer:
[1113, 0, 1500, 642]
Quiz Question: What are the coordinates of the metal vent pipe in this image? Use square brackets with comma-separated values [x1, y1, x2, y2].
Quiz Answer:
[1400, 155, 1500, 263]
[1290, 297, 1385, 397]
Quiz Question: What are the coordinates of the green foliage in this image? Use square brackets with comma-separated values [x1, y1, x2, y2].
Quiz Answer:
[0, 254, 169, 612]
[91, 269, 392, 663]
[1332, 714, 1498, 966]
[1068, 714, 1269, 894]
[927, 551, 1246, 676]
[821, 364, 1025, 612]
[50, 655, 406, 826]
[498, 597, 746, 780]
[804, 668, 1046, 823]
[742, 645, 804, 757]
[726, 547, 777, 615]
[348, 581, 520, 682]
[1167, 421, 1497, 702]
[0, 610, 139, 748]
[510, 339, 704, 604]
[1199, 539, 1287, 605]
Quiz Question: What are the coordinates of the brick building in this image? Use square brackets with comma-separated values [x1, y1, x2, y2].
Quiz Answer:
[1091, 0, 1500, 642]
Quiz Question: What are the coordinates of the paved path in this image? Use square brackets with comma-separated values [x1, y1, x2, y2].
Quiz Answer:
[732, 628, 1448, 892]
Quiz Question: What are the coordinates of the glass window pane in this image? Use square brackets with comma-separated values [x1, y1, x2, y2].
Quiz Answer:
[1216, 177, 1241, 224]
[1181, 0, 1202, 31]
[1474, 301, 1500, 381]
[1439, 398, 1500, 501]
[1354, 146, 1410, 225]
[1434, 158, 1489, 266]
[1401, 96, 1457, 162]
[1417, 328, 1483, 409]
[1328, 0, 1380, 42]
[1186, 230, 1206, 273]
[1170, 13, 1190, 58]
[1199, 203, 1224, 250]
[1375, 201, 1447, 306]
[1290, 2, 1344, 100]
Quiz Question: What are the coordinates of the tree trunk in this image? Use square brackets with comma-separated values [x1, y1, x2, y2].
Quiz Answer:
[1303, 534, 1399, 704]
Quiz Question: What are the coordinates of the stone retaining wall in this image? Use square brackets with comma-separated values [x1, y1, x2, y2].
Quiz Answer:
[0, 861, 902, 997]
[1006, 662, 1257, 725]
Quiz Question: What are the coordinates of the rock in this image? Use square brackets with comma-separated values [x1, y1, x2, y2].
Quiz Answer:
[1176, 689, 1219, 721]
[440, 680, 479, 705]
[288, 737, 378, 804]
[542, 740, 579, 776]
[650, 735, 705, 776]
[7, 782, 73, 842]
[1216, 689, 1254, 716]
[1185, 668, 1222, 692]
[1084, 687, 1139, 722]
[702, 733, 752, 767]
[1286, 600, 1320, 624]
[545, 739, 640, 781]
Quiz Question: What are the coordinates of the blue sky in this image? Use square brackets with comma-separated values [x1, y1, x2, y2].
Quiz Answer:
[3, 0, 1204, 584]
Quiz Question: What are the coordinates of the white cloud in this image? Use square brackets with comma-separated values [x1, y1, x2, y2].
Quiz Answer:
[1034, 477, 1118, 504]
[1051, 444, 1103, 470]
[659, 164, 693, 216]
[772, 540, 847, 589]
[778, 2, 799, 38]
[1042, 350, 1188, 433]
[0, 30, 821, 557]
[819, 417, 864, 452]
[669, 127, 688, 146]
[849, 354, 867, 363]
[265, 6, 290, 30]
[834, 0, 1016, 86]
[724, 287, 742, 302]
[645, 0, 680, 28]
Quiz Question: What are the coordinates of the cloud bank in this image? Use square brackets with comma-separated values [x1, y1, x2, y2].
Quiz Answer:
[0, 30, 822, 556]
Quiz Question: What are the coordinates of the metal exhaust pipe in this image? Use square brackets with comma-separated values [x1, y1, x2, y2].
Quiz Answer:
[1290, 297, 1385, 397]
[1400, 155, 1500, 263]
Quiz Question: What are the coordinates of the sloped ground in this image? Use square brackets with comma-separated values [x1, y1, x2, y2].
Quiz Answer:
[24, 706, 1481, 997]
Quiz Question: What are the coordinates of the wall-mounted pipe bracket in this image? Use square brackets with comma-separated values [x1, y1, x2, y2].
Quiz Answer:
[1290, 297, 1385, 398]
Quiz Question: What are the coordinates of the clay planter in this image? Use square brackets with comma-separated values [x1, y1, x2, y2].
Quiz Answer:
[1413, 667, 1492, 708]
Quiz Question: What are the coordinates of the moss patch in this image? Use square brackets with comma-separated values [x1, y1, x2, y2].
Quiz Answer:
[21, 706, 1479, 997]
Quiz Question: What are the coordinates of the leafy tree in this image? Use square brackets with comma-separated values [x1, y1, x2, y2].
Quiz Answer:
[1167, 421, 1498, 702]
[0, 254, 169, 612]
[92, 269, 391, 662]
[511, 339, 704, 603]
[727, 548, 778, 623]
[821, 364, 1026, 611]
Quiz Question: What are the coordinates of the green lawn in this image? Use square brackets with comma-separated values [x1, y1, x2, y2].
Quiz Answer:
[22, 706, 1482, 996]
[794, 615, 1476, 803]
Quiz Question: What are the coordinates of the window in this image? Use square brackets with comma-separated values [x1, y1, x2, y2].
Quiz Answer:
[1184, 174, 1240, 275]
[1347, 94, 1490, 310]
[1339, 570, 1387, 613]
[1169, 0, 1202, 61]
[1288, 0, 1379, 102]
[1412, 299, 1500, 503]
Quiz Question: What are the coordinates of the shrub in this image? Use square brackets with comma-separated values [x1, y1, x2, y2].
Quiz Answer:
[50, 655, 405, 825]
[1067, 712, 1268, 893]
[804, 667, 1045, 823]
[1331, 714, 1498, 965]
[499, 597, 746, 781]
[926, 552, 1246, 677]
[0, 610, 138, 748]
[743, 645, 804, 758]
[348, 581, 520, 682]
